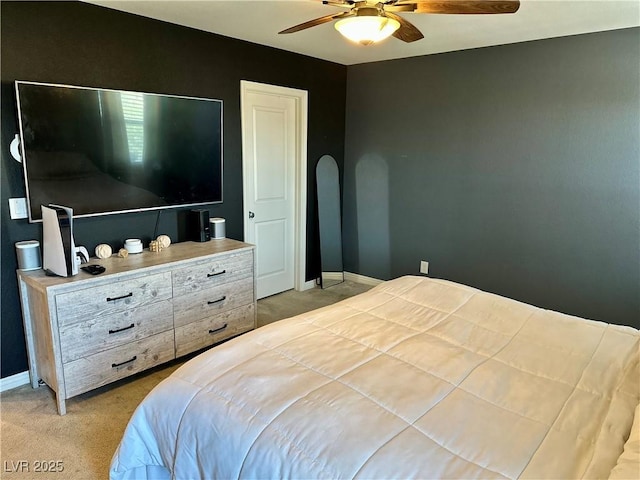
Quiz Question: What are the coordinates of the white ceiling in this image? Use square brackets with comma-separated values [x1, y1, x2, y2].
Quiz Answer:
[85, 0, 640, 65]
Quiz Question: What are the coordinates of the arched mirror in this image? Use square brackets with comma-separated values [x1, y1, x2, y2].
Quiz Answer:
[316, 155, 344, 288]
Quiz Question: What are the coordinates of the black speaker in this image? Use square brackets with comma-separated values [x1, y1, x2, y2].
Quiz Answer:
[187, 209, 211, 242]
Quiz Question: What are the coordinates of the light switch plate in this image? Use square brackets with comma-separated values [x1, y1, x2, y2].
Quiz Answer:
[9, 198, 28, 220]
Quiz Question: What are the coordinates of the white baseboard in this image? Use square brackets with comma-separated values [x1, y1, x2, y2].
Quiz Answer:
[0, 371, 30, 392]
[300, 272, 383, 291]
[344, 272, 384, 286]
[321, 272, 344, 281]
[301, 279, 317, 291]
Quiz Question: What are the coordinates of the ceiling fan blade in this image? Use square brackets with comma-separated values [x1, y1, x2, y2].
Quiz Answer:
[322, 0, 354, 8]
[394, 0, 520, 14]
[384, 4, 418, 13]
[279, 12, 352, 34]
[385, 11, 424, 43]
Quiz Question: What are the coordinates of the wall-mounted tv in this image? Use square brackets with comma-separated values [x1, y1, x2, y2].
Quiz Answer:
[15, 81, 223, 222]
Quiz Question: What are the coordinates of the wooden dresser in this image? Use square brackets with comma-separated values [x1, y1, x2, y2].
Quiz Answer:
[17, 239, 256, 415]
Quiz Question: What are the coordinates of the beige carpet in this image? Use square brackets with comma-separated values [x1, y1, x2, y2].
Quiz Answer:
[0, 281, 371, 479]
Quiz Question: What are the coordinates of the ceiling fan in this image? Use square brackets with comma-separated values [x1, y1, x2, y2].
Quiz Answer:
[279, 1, 520, 45]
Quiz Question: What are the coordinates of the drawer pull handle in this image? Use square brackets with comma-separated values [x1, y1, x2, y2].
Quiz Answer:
[209, 323, 228, 335]
[112, 356, 137, 368]
[207, 270, 226, 278]
[108, 323, 135, 334]
[106, 292, 133, 302]
[207, 295, 227, 305]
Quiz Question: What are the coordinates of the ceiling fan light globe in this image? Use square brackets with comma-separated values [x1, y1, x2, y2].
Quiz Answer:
[334, 16, 400, 45]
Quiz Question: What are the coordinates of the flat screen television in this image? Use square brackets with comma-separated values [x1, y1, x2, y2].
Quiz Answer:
[15, 81, 223, 222]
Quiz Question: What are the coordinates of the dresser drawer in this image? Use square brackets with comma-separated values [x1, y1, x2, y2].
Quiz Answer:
[56, 272, 172, 327]
[63, 330, 175, 398]
[173, 276, 254, 328]
[172, 251, 253, 297]
[175, 304, 255, 357]
[59, 299, 174, 363]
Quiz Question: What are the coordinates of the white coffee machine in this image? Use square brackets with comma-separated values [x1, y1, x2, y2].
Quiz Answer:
[42, 204, 78, 277]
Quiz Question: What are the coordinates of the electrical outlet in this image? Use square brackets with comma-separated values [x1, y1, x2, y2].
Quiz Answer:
[420, 261, 429, 274]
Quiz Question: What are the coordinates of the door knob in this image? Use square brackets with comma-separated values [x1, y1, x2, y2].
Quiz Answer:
[248, 211, 255, 219]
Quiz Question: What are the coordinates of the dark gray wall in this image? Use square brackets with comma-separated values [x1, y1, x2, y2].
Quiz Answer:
[1, 1, 346, 377]
[343, 28, 640, 328]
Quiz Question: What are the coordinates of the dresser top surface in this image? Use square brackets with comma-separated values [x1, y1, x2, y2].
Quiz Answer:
[18, 239, 254, 292]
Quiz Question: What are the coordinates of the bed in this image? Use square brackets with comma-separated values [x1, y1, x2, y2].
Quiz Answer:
[110, 276, 640, 479]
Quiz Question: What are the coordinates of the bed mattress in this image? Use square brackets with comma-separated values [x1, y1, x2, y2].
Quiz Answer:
[110, 276, 640, 479]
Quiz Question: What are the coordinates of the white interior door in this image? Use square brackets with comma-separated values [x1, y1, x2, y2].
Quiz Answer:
[241, 81, 308, 299]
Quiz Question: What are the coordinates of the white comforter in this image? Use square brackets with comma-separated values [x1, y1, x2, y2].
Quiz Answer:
[110, 276, 640, 479]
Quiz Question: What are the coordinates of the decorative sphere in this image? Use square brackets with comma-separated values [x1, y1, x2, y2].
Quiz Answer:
[95, 244, 113, 259]
[118, 248, 129, 258]
[156, 234, 171, 249]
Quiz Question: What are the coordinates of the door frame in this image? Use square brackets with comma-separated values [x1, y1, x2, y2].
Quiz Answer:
[240, 80, 308, 293]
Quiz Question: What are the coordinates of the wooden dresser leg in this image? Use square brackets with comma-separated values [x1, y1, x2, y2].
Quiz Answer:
[56, 395, 66, 415]
[18, 277, 41, 389]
